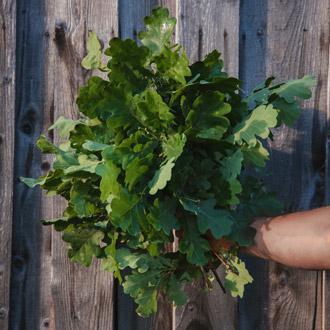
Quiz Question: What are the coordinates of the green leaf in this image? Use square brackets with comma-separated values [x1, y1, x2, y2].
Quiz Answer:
[20, 176, 47, 188]
[83, 140, 109, 151]
[167, 275, 187, 306]
[133, 88, 174, 132]
[162, 133, 186, 161]
[224, 257, 253, 298]
[138, 7, 176, 55]
[110, 189, 141, 234]
[179, 217, 210, 265]
[180, 198, 233, 239]
[105, 38, 150, 92]
[153, 45, 191, 85]
[36, 135, 58, 153]
[190, 50, 226, 80]
[271, 97, 301, 127]
[226, 178, 243, 205]
[81, 31, 104, 70]
[125, 154, 153, 191]
[95, 160, 121, 202]
[220, 149, 243, 179]
[70, 181, 97, 217]
[49, 116, 81, 138]
[62, 225, 104, 266]
[149, 158, 175, 195]
[147, 198, 179, 234]
[123, 272, 158, 316]
[102, 232, 122, 282]
[64, 154, 100, 174]
[233, 104, 278, 146]
[270, 75, 316, 103]
[187, 91, 231, 140]
[241, 140, 269, 167]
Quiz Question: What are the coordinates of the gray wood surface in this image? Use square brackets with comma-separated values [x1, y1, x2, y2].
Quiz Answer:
[9, 1, 45, 329]
[264, 0, 329, 329]
[42, 1, 118, 329]
[0, 1, 16, 329]
[238, 1, 270, 329]
[175, 1, 239, 329]
[4, 0, 330, 329]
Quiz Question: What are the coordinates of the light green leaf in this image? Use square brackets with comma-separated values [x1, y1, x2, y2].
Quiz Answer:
[49, 116, 81, 138]
[83, 140, 109, 151]
[81, 31, 104, 70]
[36, 135, 58, 153]
[102, 232, 122, 282]
[225, 257, 253, 298]
[149, 158, 175, 195]
[162, 133, 186, 161]
[20, 176, 47, 188]
[153, 45, 191, 85]
[138, 7, 176, 55]
[233, 104, 278, 146]
[95, 160, 121, 202]
[133, 88, 174, 132]
[64, 154, 100, 174]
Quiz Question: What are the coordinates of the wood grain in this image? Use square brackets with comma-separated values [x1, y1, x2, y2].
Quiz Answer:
[43, 1, 118, 329]
[9, 1, 45, 329]
[238, 1, 270, 329]
[0, 1, 16, 329]
[175, 1, 239, 329]
[264, 0, 329, 329]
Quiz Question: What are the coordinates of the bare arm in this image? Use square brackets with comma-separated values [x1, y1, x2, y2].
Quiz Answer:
[241, 206, 330, 269]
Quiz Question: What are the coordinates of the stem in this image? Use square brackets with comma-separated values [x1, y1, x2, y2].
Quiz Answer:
[212, 251, 239, 275]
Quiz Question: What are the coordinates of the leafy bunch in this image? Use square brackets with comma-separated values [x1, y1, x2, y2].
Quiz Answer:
[22, 7, 316, 316]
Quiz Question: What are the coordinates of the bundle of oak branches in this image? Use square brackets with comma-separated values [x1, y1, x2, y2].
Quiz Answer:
[22, 7, 315, 316]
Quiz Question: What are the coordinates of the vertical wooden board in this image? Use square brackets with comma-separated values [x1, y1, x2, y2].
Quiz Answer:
[9, 0, 45, 329]
[324, 1, 330, 328]
[0, 1, 16, 329]
[175, 1, 239, 329]
[115, 2, 177, 330]
[238, 1, 270, 329]
[264, 0, 329, 329]
[43, 1, 118, 329]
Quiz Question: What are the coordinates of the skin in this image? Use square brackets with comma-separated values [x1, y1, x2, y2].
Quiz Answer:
[238, 206, 330, 269]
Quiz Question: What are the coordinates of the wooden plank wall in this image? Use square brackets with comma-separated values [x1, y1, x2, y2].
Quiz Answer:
[1, 0, 329, 329]
[0, 0, 16, 329]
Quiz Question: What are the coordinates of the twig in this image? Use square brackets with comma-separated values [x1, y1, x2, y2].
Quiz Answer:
[212, 250, 239, 275]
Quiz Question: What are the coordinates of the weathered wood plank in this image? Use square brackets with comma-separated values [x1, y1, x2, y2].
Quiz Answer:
[9, 1, 45, 329]
[43, 1, 118, 329]
[264, 0, 329, 329]
[0, 1, 16, 329]
[324, 1, 330, 326]
[238, 1, 270, 329]
[175, 1, 239, 329]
